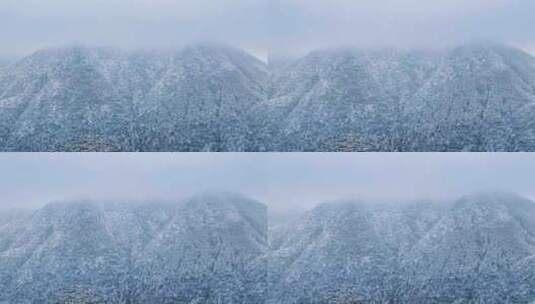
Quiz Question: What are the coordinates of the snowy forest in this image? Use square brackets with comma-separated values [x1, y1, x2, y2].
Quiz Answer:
[1, 191, 535, 303]
[1, 43, 535, 152]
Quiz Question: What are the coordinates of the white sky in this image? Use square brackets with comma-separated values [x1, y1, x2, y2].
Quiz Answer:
[1, 153, 535, 212]
[1, 0, 534, 58]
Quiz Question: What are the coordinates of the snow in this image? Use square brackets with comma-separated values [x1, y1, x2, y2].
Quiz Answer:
[1, 43, 535, 151]
[0, 194, 267, 303]
[269, 192, 535, 303]
[1, 192, 534, 303]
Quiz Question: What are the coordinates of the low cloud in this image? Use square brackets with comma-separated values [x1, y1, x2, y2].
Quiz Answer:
[1, 0, 534, 58]
[1, 153, 535, 212]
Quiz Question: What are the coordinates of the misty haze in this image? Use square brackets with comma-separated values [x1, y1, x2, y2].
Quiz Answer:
[1, 0, 535, 151]
[2, 0, 535, 303]
[1, 153, 535, 303]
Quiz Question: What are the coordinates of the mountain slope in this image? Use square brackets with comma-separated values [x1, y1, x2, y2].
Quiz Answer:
[268, 200, 444, 303]
[2, 192, 534, 302]
[1, 43, 535, 151]
[400, 192, 535, 303]
[0, 44, 268, 151]
[0, 194, 268, 303]
[0, 47, 138, 151]
[134, 44, 268, 151]
[406, 45, 535, 151]
[258, 44, 535, 151]
[269, 193, 535, 303]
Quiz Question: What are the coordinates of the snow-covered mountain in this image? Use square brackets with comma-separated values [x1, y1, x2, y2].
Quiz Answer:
[259, 44, 535, 151]
[1, 192, 534, 303]
[268, 200, 446, 303]
[1, 43, 534, 151]
[0, 44, 267, 151]
[269, 193, 535, 303]
[0, 193, 268, 303]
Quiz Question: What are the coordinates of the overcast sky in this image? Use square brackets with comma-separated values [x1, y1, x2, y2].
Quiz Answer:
[1, 0, 535, 59]
[1, 153, 535, 212]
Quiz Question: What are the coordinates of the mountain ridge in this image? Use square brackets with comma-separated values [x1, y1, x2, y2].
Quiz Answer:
[269, 191, 535, 303]
[1, 191, 535, 302]
[0, 193, 268, 303]
[1, 43, 535, 151]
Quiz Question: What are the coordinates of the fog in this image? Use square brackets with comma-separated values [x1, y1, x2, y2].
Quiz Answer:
[1, 0, 535, 59]
[1, 153, 535, 212]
